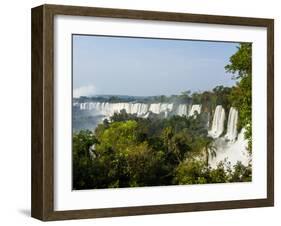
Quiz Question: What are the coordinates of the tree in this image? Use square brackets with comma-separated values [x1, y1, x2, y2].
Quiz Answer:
[179, 90, 192, 103]
[225, 44, 252, 79]
[163, 129, 192, 163]
[196, 137, 217, 166]
[110, 109, 138, 122]
[225, 43, 252, 152]
[174, 159, 209, 184]
[72, 130, 98, 189]
[125, 142, 167, 187]
[191, 92, 202, 104]
[229, 161, 252, 182]
[212, 86, 232, 110]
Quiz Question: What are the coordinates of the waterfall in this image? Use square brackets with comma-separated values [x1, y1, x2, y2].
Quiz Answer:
[149, 103, 161, 114]
[188, 104, 202, 117]
[209, 128, 249, 168]
[149, 103, 173, 114]
[177, 104, 188, 116]
[79, 102, 175, 118]
[143, 112, 151, 118]
[225, 107, 238, 142]
[208, 105, 226, 138]
[76, 102, 242, 150]
[78, 102, 207, 119]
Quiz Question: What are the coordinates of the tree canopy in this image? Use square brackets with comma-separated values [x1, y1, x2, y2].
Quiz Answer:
[73, 112, 251, 189]
[225, 43, 252, 151]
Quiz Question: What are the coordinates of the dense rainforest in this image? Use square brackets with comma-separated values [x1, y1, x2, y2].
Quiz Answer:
[73, 43, 252, 190]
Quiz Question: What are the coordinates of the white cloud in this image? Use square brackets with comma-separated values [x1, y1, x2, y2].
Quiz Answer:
[73, 85, 96, 98]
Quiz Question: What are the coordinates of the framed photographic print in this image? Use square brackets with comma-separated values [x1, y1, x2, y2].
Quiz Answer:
[31, 4, 274, 221]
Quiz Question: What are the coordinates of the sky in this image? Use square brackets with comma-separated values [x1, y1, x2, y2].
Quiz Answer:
[72, 35, 239, 97]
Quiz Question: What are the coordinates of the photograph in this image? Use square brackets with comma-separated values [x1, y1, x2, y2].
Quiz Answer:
[72, 34, 252, 190]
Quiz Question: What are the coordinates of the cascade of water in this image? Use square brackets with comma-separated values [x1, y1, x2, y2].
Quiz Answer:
[149, 103, 173, 115]
[160, 103, 173, 113]
[208, 105, 226, 138]
[73, 102, 79, 107]
[143, 111, 150, 118]
[149, 103, 161, 114]
[80, 102, 88, 110]
[188, 104, 202, 117]
[209, 128, 249, 168]
[79, 101, 205, 118]
[225, 107, 238, 142]
[79, 102, 176, 118]
[177, 104, 188, 116]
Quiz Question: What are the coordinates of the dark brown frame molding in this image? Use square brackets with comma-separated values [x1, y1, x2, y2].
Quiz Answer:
[31, 4, 274, 221]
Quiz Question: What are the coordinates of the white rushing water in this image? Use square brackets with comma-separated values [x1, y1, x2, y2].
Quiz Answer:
[188, 104, 202, 117]
[208, 107, 246, 168]
[77, 102, 204, 118]
[80, 102, 150, 117]
[224, 107, 238, 142]
[176, 104, 188, 116]
[149, 103, 173, 114]
[208, 105, 226, 138]
[209, 128, 250, 168]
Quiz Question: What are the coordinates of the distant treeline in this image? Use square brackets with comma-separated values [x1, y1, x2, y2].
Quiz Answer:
[74, 85, 234, 111]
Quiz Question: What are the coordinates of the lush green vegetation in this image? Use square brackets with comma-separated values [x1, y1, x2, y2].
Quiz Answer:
[73, 43, 252, 189]
[225, 43, 252, 152]
[73, 111, 251, 189]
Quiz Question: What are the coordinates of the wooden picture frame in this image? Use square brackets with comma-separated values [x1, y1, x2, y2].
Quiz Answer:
[31, 4, 274, 221]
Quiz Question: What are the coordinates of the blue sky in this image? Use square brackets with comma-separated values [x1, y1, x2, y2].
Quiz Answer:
[73, 35, 238, 97]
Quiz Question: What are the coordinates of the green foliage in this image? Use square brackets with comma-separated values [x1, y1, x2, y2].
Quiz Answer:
[196, 136, 217, 166]
[225, 44, 252, 79]
[174, 159, 251, 185]
[174, 159, 208, 184]
[72, 43, 253, 189]
[72, 130, 99, 189]
[225, 43, 252, 152]
[180, 90, 191, 100]
[229, 161, 252, 182]
[212, 86, 232, 109]
[73, 111, 251, 189]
